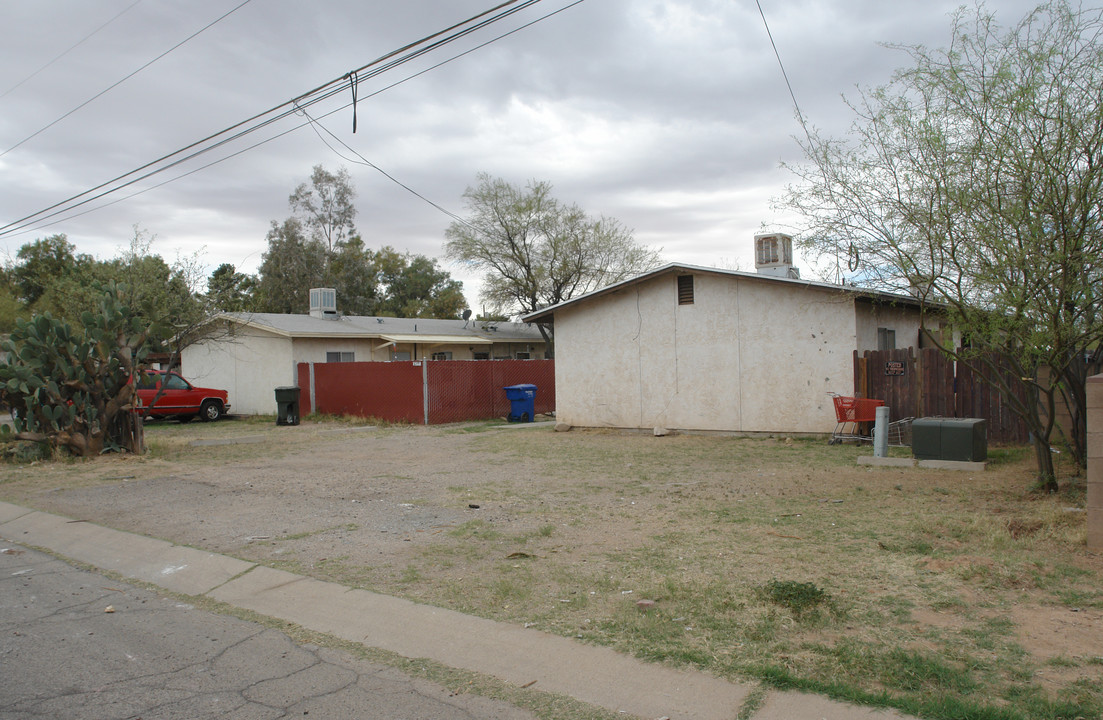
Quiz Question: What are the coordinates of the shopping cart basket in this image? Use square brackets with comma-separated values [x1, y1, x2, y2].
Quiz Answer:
[886, 416, 915, 448]
[828, 394, 884, 445]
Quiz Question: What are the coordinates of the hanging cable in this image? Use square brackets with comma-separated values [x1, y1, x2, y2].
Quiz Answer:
[0, 0, 547, 238]
[1, 0, 588, 239]
[348, 70, 360, 133]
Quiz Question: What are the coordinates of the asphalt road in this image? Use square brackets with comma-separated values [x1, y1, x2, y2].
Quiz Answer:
[0, 544, 536, 720]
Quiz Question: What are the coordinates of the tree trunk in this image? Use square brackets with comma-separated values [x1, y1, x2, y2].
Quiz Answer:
[1032, 437, 1058, 493]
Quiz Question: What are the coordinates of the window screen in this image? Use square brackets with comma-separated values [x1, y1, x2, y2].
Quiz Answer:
[757, 237, 779, 264]
[326, 351, 355, 362]
[877, 328, 896, 351]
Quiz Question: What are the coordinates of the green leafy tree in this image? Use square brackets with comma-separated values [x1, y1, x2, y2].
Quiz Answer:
[444, 173, 662, 347]
[289, 164, 357, 253]
[0, 282, 150, 456]
[780, 0, 1103, 490]
[253, 218, 328, 313]
[27, 229, 203, 352]
[255, 168, 468, 318]
[375, 247, 467, 318]
[12, 234, 93, 307]
[0, 266, 29, 332]
[329, 237, 380, 316]
[206, 263, 256, 312]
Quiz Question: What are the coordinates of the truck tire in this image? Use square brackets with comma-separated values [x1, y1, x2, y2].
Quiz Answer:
[200, 400, 223, 422]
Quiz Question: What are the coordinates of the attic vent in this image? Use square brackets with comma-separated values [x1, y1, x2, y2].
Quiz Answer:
[677, 275, 694, 305]
[309, 288, 338, 319]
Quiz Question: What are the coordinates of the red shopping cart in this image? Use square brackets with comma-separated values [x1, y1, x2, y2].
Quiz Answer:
[828, 394, 884, 445]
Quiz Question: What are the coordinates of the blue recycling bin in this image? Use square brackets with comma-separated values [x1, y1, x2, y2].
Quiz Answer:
[503, 384, 537, 422]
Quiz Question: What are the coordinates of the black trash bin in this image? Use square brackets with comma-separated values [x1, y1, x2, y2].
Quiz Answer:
[503, 384, 537, 422]
[275, 386, 301, 426]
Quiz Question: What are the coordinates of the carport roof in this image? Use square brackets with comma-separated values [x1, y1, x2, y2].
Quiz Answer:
[219, 312, 542, 343]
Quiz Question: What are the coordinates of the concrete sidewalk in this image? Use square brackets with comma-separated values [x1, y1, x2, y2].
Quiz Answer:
[0, 501, 912, 720]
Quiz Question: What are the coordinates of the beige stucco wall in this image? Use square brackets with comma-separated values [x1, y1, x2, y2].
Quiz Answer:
[854, 301, 927, 351]
[182, 326, 294, 415]
[554, 273, 857, 433]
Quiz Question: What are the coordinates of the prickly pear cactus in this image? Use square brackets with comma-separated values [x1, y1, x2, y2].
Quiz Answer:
[0, 282, 151, 456]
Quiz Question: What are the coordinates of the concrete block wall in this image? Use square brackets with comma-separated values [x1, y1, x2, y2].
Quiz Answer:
[1089, 374, 1103, 550]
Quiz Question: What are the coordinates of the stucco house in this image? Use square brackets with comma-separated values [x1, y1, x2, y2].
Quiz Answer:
[522, 234, 944, 435]
[182, 289, 548, 415]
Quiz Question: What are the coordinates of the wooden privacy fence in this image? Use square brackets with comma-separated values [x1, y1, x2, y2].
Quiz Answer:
[296, 359, 555, 425]
[854, 348, 1029, 444]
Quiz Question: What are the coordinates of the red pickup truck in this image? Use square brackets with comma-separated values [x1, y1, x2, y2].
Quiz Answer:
[136, 370, 230, 422]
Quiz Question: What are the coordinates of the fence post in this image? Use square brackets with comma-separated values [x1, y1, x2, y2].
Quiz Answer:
[1088, 373, 1103, 550]
[422, 359, 429, 425]
[854, 350, 867, 398]
[307, 362, 316, 415]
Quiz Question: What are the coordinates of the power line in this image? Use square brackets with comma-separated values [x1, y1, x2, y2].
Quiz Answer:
[0, 0, 541, 237]
[1, 0, 585, 239]
[299, 105, 473, 230]
[0, 0, 256, 158]
[753, 0, 846, 281]
[0, 0, 146, 102]
[754, 0, 812, 144]
[0, 0, 536, 237]
[296, 0, 589, 232]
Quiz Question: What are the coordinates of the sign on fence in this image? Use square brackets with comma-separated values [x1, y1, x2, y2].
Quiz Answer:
[884, 361, 905, 377]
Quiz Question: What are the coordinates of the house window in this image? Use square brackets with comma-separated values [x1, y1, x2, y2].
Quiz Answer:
[473, 352, 490, 360]
[515, 352, 531, 360]
[392, 351, 411, 361]
[326, 351, 355, 363]
[431, 351, 453, 360]
[877, 328, 896, 351]
[677, 275, 694, 305]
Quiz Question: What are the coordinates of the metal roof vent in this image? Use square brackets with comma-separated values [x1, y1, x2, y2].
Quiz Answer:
[754, 232, 800, 279]
[309, 288, 338, 319]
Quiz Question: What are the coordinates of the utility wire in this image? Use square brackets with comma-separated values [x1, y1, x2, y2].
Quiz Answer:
[299, 105, 474, 230]
[296, 0, 588, 233]
[0, 0, 540, 237]
[754, 0, 812, 144]
[2, 0, 584, 239]
[0, 0, 256, 158]
[0, 0, 145, 102]
[754, 0, 846, 281]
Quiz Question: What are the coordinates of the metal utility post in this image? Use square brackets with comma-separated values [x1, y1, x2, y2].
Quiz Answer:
[873, 405, 890, 457]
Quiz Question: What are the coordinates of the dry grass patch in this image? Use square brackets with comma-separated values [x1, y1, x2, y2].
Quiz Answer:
[1, 422, 1100, 720]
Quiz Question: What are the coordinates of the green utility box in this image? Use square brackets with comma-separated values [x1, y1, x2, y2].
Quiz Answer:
[912, 417, 987, 462]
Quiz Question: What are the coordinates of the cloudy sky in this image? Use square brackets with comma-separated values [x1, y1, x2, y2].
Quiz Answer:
[0, 0, 1043, 309]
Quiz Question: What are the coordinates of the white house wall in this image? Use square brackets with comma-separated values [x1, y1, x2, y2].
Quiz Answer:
[554, 273, 857, 433]
[182, 326, 294, 415]
[854, 301, 925, 351]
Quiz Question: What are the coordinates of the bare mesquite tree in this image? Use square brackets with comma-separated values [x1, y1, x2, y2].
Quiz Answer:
[444, 173, 662, 350]
[781, 1, 1103, 490]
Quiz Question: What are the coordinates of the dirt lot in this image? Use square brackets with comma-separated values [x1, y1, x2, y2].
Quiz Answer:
[1, 417, 1100, 718]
